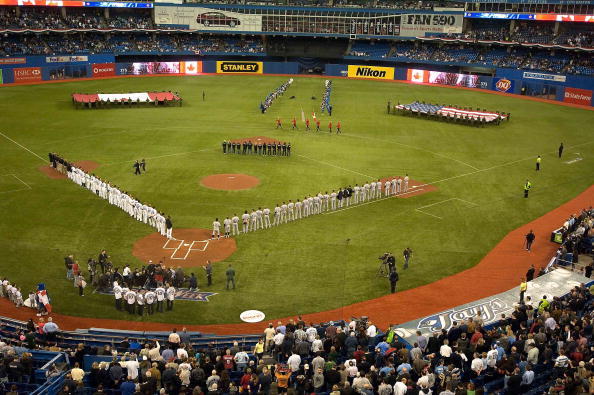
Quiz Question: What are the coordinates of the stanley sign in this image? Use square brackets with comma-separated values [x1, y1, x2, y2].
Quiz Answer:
[347, 65, 395, 80]
[216, 61, 263, 74]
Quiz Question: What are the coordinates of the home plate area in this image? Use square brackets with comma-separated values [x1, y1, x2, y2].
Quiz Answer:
[163, 238, 209, 260]
[132, 228, 237, 268]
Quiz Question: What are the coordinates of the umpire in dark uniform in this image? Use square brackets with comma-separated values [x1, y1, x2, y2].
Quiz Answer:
[204, 261, 213, 286]
[222, 140, 227, 154]
[133, 160, 141, 175]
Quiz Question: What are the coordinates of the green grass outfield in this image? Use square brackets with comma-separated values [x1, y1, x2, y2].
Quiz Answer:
[0, 75, 593, 325]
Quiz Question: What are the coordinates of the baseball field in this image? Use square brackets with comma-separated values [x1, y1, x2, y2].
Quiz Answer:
[0, 74, 593, 325]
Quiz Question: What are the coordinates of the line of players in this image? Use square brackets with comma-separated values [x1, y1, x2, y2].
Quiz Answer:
[211, 175, 410, 238]
[112, 281, 176, 316]
[67, 165, 173, 238]
[222, 140, 291, 156]
[276, 117, 341, 133]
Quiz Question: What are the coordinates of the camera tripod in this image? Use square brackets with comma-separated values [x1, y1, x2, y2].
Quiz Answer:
[377, 261, 389, 278]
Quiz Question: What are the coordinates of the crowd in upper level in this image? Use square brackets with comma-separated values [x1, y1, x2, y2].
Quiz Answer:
[0, 7, 153, 30]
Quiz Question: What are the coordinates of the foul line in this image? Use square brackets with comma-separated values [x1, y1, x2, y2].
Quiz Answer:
[415, 209, 443, 220]
[0, 174, 33, 194]
[342, 132, 480, 171]
[418, 140, 594, 189]
[322, 188, 423, 215]
[102, 148, 214, 166]
[415, 198, 478, 220]
[0, 131, 46, 162]
[297, 154, 374, 178]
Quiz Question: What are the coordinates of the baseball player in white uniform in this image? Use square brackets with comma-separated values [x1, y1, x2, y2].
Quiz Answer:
[212, 218, 221, 239]
[257, 208, 264, 229]
[384, 180, 391, 197]
[155, 286, 165, 312]
[232, 214, 240, 235]
[166, 284, 175, 310]
[397, 177, 402, 194]
[330, 191, 337, 210]
[263, 208, 271, 228]
[370, 181, 377, 199]
[403, 174, 409, 193]
[144, 289, 156, 315]
[287, 200, 295, 221]
[273, 204, 281, 226]
[126, 289, 136, 314]
[353, 185, 360, 204]
[323, 192, 330, 211]
[113, 282, 123, 310]
[223, 217, 231, 238]
[242, 210, 250, 233]
[250, 209, 258, 231]
[391, 178, 397, 195]
[295, 200, 302, 219]
[280, 202, 288, 223]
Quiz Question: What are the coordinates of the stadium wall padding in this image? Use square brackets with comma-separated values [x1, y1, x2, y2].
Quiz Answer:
[1, 60, 592, 107]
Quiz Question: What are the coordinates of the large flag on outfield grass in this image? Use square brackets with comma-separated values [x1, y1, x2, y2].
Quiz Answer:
[396, 102, 506, 122]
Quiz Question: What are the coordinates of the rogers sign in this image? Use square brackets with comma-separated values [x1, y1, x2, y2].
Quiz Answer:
[13, 67, 42, 82]
[563, 87, 592, 106]
[92, 63, 116, 77]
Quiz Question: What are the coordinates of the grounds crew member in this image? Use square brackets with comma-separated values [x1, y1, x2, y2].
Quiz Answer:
[524, 180, 532, 198]
[558, 143, 564, 158]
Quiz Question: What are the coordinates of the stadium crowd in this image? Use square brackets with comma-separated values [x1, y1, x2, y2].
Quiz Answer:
[0, 7, 153, 30]
[553, 207, 594, 270]
[1, 265, 594, 394]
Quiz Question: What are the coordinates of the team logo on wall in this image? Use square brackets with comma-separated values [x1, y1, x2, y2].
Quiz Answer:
[494, 78, 512, 92]
[216, 61, 263, 73]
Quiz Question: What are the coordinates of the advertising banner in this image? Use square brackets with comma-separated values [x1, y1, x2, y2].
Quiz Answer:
[180, 61, 202, 75]
[522, 72, 566, 82]
[92, 63, 116, 77]
[347, 65, 395, 80]
[155, 6, 262, 31]
[119, 62, 180, 75]
[216, 61, 263, 74]
[407, 69, 479, 88]
[492, 77, 514, 93]
[46, 55, 88, 63]
[13, 67, 42, 82]
[563, 87, 592, 106]
[0, 57, 26, 65]
[400, 13, 463, 37]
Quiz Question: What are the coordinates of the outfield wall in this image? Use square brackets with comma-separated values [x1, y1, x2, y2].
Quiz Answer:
[0, 58, 592, 107]
[325, 63, 594, 107]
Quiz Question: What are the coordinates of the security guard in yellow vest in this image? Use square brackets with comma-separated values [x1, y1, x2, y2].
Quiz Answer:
[524, 180, 531, 198]
[536, 156, 541, 171]
[520, 278, 528, 303]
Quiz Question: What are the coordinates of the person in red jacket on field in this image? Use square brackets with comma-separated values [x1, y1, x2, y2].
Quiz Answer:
[292, 117, 297, 130]
[305, 118, 310, 130]
[276, 118, 282, 129]
[328, 121, 332, 133]
[337, 121, 341, 134]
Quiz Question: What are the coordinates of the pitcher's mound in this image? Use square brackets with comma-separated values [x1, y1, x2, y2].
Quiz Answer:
[133, 228, 237, 268]
[39, 160, 100, 179]
[201, 174, 260, 191]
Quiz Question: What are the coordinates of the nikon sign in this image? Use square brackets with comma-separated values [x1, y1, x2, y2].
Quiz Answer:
[399, 13, 463, 37]
[347, 65, 395, 80]
[216, 61, 263, 74]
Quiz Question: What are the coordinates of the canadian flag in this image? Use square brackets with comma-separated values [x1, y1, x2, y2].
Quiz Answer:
[182, 61, 199, 75]
[408, 69, 427, 83]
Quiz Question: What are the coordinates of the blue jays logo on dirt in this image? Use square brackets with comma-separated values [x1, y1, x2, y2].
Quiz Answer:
[417, 298, 509, 333]
[102, 288, 217, 302]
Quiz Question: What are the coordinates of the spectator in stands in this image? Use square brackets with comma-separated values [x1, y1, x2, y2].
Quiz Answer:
[70, 362, 84, 382]
[43, 317, 59, 341]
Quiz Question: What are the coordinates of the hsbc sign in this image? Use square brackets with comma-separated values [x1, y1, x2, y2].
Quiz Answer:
[13, 67, 42, 82]
[92, 63, 116, 77]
